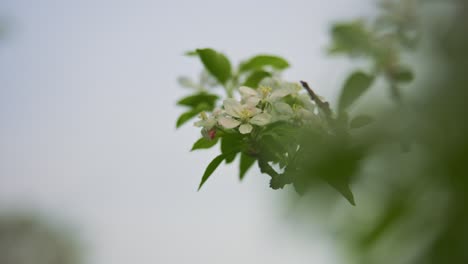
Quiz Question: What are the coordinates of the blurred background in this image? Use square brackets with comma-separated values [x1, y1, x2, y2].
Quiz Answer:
[0, 0, 376, 263]
[2, 0, 467, 264]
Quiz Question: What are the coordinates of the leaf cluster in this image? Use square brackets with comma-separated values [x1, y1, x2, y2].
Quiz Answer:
[176, 0, 420, 206]
[176, 48, 290, 128]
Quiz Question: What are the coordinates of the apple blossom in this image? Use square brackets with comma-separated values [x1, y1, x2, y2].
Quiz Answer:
[218, 98, 271, 134]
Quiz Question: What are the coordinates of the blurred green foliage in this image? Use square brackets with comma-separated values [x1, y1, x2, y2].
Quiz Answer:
[0, 212, 81, 264]
[292, 1, 468, 264]
[177, 0, 468, 263]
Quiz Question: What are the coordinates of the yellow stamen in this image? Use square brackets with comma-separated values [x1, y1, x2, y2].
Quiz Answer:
[200, 112, 208, 120]
[259, 86, 272, 99]
[240, 109, 252, 121]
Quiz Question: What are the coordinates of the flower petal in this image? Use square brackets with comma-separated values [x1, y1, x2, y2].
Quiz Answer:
[223, 99, 242, 118]
[299, 94, 315, 110]
[239, 86, 258, 98]
[259, 77, 280, 89]
[270, 87, 293, 101]
[194, 118, 216, 129]
[274, 102, 293, 115]
[212, 108, 225, 117]
[239, 123, 253, 134]
[244, 106, 262, 117]
[194, 120, 203, 127]
[250, 113, 271, 126]
[245, 96, 261, 107]
[218, 116, 241, 129]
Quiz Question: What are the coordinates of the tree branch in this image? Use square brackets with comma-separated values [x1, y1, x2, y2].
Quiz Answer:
[300, 80, 333, 119]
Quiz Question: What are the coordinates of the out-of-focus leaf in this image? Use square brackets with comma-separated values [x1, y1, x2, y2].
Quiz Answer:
[221, 133, 243, 163]
[176, 103, 211, 128]
[198, 154, 226, 190]
[239, 55, 289, 73]
[195, 48, 232, 85]
[184, 50, 198, 56]
[329, 21, 373, 56]
[324, 177, 356, 206]
[392, 66, 414, 83]
[239, 152, 256, 180]
[258, 135, 286, 163]
[350, 115, 374, 129]
[338, 71, 374, 112]
[292, 132, 363, 205]
[243, 71, 272, 87]
[176, 111, 198, 128]
[177, 92, 218, 109]
[191, 137, 219, 151]
[358, 196, 407, 248]
[177, 76, 200, 89]
[258, 121, 300, 164]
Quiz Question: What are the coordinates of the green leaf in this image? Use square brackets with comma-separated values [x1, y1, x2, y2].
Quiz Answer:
[184, 50, 198, 56]
[243, 71, 272, 87]
[175, 103, 211, 128]
[195, 48, 232, 85]
[198, 154, 226, 190]
[329, 20, 373, 56]
[258, 121, 300, 164]
[221, 133, 243, 164]
[176, 110, 198, 128]
[350, 115, 374, 129]
[326, 179, 356, 205]
[239, 153, 256, 180]
[177, 93, 218, 109]
[338, 71, 374, 112]
[239, 55, 290, 73]
[191, 137, 219, 151]
[392, 66, 414, 83]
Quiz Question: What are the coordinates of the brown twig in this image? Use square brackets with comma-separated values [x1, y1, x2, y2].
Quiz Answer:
[300, 80, 333, 118]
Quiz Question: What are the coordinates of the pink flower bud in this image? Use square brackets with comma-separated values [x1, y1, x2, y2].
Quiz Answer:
[208, 129, 216, 140]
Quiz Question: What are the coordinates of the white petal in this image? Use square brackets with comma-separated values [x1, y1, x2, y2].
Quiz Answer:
[259, 77, 279, 89]
[239, 86, 258, 97]
[245, 96, 261, 107]
[274, 102, 293, 115]
[246, 106, 262, 116]
[223, 99, 242, 118]
[250, 113, 271, 126]
[239, 123, 253, 134]
[270, 87, 293, 101]
[218, 116, 241, 129]
[212, 108, 224, 117]
[194, 118, 216, 129]
[205, 118, 217, 128]
[299, 94, 315, 110]
[194, 120, 203, 127]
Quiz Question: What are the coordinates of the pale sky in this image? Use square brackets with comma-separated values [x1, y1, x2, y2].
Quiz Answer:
[0, 1, 375, 263]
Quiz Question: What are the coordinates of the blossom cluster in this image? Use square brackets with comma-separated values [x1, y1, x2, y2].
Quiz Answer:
[194, 78, 318, 138]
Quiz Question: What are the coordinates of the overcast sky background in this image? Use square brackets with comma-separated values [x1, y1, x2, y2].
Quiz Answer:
[0, 1, 375, 263]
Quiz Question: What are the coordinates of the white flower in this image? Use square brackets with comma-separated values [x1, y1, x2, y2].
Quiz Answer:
[259, 77, 300, 92]
[286, 84, 315, 111]
[271, 102, 316, 124]
[293, 105, 315, 121]
[272, 102, 294, 122]
[262, 79, 316, 112]
[239, 85, 293, 106]
[194, 109, 223, 129]
[218, 99, 271, 134]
